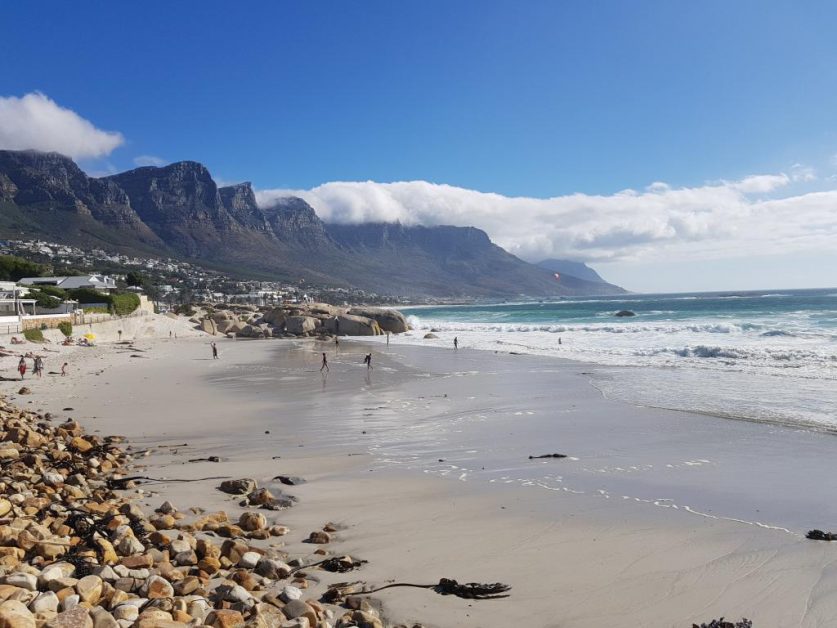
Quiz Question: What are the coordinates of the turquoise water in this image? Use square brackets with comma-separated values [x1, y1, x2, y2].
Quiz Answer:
[396, 288, 837, 428]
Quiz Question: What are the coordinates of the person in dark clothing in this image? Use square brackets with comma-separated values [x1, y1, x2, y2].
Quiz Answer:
[211, 342, 219, 359]
[320, 352, 329, 372]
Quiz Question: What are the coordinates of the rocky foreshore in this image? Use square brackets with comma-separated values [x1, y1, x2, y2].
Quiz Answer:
[0, 395, 420, 628]
[195, 305, 409, 340]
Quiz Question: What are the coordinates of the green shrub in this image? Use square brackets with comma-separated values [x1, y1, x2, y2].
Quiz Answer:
[174, 303, 196, 316]
[23, 328, 44, 342]
[29, 289, 62, 310]
[35, 285, 67, 299]
[67, 290, 140, 316]
[57, 321, 73, 337]
[112, 293, 140, 316]
[0, 255, 48, 281]
[67, 288, 108, 304]
[83, 306, 109, 314]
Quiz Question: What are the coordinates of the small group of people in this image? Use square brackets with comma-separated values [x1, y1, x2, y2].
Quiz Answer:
[18, 354, 45, 380]
[320, 351, 374, 372]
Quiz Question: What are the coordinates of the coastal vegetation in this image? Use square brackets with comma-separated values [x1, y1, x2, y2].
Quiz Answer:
[22, 328, 43, 342]
[0, 253, 47, 281]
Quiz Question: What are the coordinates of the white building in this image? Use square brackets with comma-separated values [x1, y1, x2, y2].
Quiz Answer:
[18, 274, 118, 292]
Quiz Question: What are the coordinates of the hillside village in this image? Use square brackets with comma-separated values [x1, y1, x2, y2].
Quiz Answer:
[0, 238, 416, 340]
[1, 238, 410, 308]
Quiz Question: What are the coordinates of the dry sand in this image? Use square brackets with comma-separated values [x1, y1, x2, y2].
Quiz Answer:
[4, 322, 837, 628]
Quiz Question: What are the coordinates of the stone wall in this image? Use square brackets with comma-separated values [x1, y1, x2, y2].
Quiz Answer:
[21, 315, 73, 331]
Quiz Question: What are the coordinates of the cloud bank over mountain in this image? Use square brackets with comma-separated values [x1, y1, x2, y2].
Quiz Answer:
[0, 92, 123, 159]
[257, 174, 836, 264]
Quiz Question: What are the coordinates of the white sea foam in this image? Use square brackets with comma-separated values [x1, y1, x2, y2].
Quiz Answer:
[395, 298, 837, 427]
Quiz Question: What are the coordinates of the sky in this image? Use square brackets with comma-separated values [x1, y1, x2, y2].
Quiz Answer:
[1, 1, 836, 292]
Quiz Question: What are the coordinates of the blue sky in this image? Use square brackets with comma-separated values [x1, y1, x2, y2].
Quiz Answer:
[1, 1, 836, 291]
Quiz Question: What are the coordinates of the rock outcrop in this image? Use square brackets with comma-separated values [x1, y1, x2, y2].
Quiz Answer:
[199, 303, 404, 339]
[323, 314, 382, 336]
[284, 316, 320, 336]
[347, 307, 409, 333]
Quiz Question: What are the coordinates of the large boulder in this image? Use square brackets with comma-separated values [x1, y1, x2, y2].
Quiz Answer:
[348, 307, 408, 333]
[215, 318, 239, 334]
[323, 314, 382, 336]
[211, 311, 234, 322]
[262, 308, 287, 326]
[285, 316, 319, 335]
[306, 303, 346, 318]
[200, 318, 217, 335]
[226, 321, 247, 335]
[236, 324, 267, 339]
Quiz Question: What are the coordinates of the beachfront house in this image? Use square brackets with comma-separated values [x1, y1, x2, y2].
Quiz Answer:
[18, 274, 118, 293]
[0, 282, 36, 334]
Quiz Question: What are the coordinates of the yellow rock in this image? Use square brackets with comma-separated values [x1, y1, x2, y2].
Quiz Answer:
[94, 538, 118, 565]
[0, 599, 36, 628]
[69, 437, 93, 453]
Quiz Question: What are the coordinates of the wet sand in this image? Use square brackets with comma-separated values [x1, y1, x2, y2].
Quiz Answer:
[7, 332, 837, 627]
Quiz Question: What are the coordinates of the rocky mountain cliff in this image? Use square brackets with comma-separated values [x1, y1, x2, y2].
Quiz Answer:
[537, 259, 606, 283]
[0, 150, 626, 297]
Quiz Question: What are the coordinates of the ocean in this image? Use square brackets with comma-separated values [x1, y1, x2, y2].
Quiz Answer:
[398, 288, 837, 429]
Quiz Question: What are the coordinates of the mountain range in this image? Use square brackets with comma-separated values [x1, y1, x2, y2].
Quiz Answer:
[0, 150, 625, 297]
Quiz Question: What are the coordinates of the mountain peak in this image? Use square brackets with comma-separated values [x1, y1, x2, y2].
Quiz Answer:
[0, 149, 627, 298]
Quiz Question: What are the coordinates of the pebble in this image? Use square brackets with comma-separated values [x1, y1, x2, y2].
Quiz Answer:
[279, 585, 302, 603]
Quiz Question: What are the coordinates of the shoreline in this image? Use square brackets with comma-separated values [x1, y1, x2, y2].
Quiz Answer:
[6, 330, 837, 626]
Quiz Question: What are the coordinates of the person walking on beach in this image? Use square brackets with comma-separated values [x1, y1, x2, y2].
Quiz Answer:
[320, 352, 329, 372]
[454, 337, 458, 350]
[363, 353, 373, 369]
[386, 331, 390, 346]
[61, 362, 68, 377]
[18, 357, 27, 380]
[118, 329, 122, 342]
[34, 356, 43, 378]
[211, 342, 218, 359]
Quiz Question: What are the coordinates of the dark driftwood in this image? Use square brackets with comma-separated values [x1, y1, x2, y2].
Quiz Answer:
[693, 619, 752, 628]
[358, 578, 511, 600]
[807, 529, 837, 541]
[528, 453, 567, 459]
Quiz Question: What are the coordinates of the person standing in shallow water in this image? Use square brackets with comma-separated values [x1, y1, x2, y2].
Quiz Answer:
[363, 353, 373, 369]
[211, 342, 218, 359]
[454, 337, 458, 350]
[320, 352, 329, 372]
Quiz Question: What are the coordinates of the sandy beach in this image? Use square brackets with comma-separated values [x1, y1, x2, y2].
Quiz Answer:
[5, 324, 837, 628]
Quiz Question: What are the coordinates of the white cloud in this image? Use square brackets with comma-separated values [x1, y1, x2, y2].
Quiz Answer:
[133, 155, 166, 167]
[0, 92, 124, 159]
[256, 171, 837, 264]
[790, 163, 816, 182]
